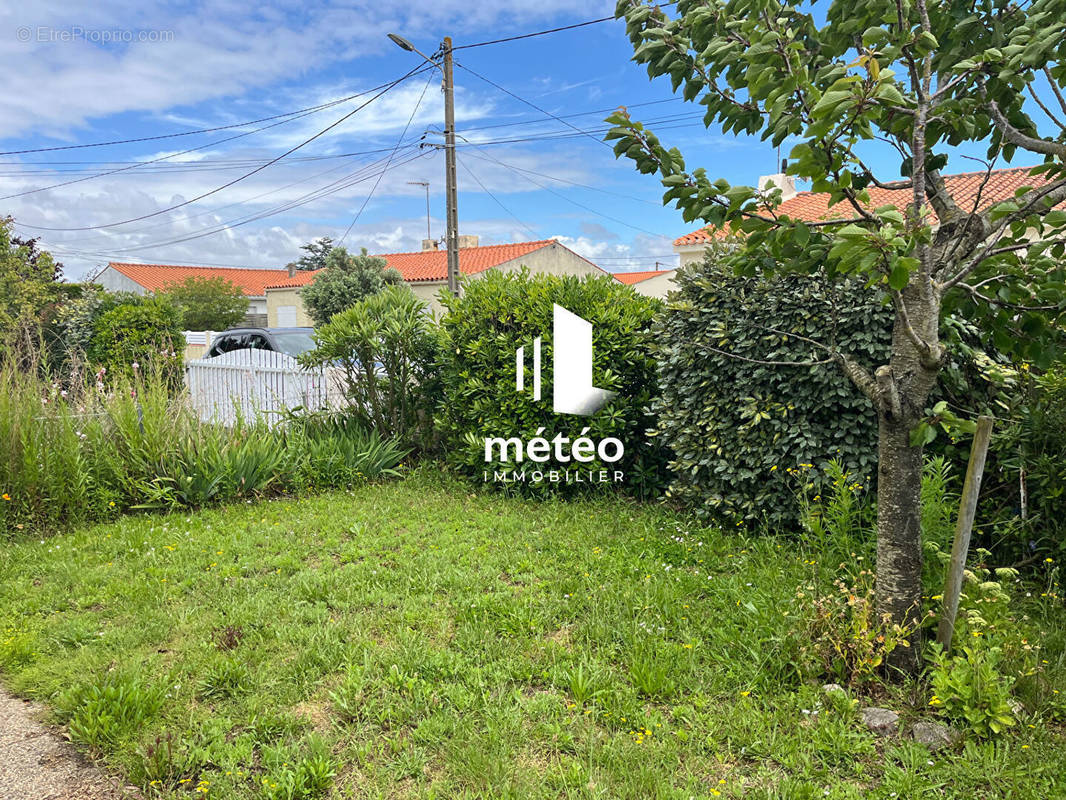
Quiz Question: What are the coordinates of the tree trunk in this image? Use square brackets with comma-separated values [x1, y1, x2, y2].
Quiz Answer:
[876, 413, 925, 673]
[873, 285, 942, 674]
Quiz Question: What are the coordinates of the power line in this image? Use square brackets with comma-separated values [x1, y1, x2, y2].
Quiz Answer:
[456, 62, 613, 149]
[338, 71, 435, 245]
[462, 149, 663, 207]
[0, 72, 431, 157]
[465, 144, 669, 238]
[451, 4, 676, 50]
[80, 149, 429, 255]
[0, 98, 390, 202]
[458, 155, 538, 238]
[14, 65, 424, 233]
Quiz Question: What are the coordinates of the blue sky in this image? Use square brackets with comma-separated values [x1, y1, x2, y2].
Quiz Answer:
[0, 1, 1039, 281]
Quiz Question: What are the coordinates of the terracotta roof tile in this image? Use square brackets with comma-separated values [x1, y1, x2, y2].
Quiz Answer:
[673, 166, 1059, 246]
[613, 269, 676, 285]
[106, 263, 289, 296]
[264, 239, 570, 289]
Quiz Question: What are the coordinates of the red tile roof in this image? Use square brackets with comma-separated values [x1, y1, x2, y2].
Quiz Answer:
[106, 262, 289, 296]
[673, 166, 1059, 247]
[264, 239, 586, 288]
[613, 269, 676, 285]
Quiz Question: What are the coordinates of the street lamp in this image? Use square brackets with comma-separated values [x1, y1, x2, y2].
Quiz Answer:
[388, 32, 460, 297]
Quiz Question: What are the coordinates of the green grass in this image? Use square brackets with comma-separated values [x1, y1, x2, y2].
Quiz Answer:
[1, 470, 1064, 799]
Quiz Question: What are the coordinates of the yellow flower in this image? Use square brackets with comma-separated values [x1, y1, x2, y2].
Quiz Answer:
[740, 690, 750, 697]
[1, 493, 10, 501]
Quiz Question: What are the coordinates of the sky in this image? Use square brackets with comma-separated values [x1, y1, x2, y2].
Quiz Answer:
[0, 1, 1038, 282]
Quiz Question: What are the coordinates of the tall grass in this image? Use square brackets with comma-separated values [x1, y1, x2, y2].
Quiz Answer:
[0, 354, 408, 534]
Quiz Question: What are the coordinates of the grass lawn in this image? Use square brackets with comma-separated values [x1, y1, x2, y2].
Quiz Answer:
[1, 470, 1064, 799]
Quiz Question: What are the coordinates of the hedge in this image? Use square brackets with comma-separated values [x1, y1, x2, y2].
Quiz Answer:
[436, 269, 665, 498]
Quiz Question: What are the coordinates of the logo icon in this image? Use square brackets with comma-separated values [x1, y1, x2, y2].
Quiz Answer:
[515, 304, 616, 416]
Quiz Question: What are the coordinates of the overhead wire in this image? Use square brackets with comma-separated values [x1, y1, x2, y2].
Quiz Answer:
[14, 64, 427, 232]
[338, 70, 436, 245]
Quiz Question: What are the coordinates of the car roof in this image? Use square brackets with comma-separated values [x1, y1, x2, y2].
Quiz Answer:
[214, 327, 313, 334]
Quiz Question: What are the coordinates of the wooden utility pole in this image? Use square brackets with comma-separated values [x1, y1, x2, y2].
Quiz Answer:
[442, 37, 460, 297]
[936, 415, 995, 651]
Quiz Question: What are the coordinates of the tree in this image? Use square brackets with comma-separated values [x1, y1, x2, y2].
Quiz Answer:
[287, 236, 334, 272]
[157, 275, 249, 331]
[300, 247, 403, 325]
[87, 297, 185, 386]
[0, 219, 67, 356]
[609, 0, 1066, 669]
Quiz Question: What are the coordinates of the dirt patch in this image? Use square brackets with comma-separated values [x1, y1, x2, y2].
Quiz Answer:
[0, 688, 140, 800]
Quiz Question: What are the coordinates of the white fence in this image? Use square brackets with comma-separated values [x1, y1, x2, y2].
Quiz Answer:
[185, 349, 344, 426]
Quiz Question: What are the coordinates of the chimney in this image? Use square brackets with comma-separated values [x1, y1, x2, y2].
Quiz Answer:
[287, 263, 296, 278]
[757, 172, 797, 201]
[456, 234, 479, 249]
[421, 238, 439, 251]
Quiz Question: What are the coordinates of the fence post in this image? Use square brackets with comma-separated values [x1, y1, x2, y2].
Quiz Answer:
[936, 415, 995, 652]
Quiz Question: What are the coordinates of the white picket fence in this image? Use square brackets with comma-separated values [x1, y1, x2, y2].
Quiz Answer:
[185, 349, 344, 426]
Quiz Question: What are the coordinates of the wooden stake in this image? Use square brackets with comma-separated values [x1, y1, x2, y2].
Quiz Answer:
[936, 415, 994, 651]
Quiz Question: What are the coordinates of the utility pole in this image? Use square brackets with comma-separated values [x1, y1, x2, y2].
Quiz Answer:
[387, 32, 461, 297]
[407, 180, 431, 241]
[442, 37, 460, 297]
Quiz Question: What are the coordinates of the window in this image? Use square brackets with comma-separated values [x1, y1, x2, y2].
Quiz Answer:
[276, 305, 298, 327]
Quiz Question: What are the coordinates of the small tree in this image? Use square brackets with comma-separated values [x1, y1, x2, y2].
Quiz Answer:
[0, 219, 66, 357]
[301, 284, 440, 450]
[300, 247, 403, 325]
[287, 236, 334, 272]
[157, 276, 249, 331]
[609, 0, 1066, 669]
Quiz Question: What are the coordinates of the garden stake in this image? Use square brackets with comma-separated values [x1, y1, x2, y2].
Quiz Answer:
[936, 415, 994, 652]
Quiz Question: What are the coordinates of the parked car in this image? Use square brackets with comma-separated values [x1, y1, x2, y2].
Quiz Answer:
[206, 327, 316, 358]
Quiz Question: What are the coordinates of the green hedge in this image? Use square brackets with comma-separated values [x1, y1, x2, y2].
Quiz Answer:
[437, 269, 665, 498]
[651, 259, 892, 528]
[87, 298, 184, 385]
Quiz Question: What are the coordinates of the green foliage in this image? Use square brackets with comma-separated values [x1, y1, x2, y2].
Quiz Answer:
[436, 269, 665, 498]
[286, 236, 334, 273]
[0, 350, 408, 534]
[87, 297, 185, 384]
[652, 257, 890, 526]
[986, 364, 1066, 563]
[2, 474, 1065, 796]
[929, 644, 1016, 738]
[58, 673, 165, 753]
[0, 221, 66, 358]
[301, 285, 440, 451]
[156, 275, 249, 331]
[298, 246, 403, 325]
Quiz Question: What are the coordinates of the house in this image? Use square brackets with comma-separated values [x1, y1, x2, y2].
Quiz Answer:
[672, 165, 1058, 266]
[264, 236, 608, 323]
[95, 262, 290, 327]
[613, 268, 678, 298]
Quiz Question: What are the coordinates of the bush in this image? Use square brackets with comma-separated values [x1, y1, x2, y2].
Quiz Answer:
[156, 275, 249, 331]
[299, 247, 403, 325]
[652, 257, 891, 527]
[982, 364, 1066, 564]
[301, 285, 440, 452]
[436, 269, 664, 498]
[87, 297, 184, 385]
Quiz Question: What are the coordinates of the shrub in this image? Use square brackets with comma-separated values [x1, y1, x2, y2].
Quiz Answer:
[301, 285, 440, 451]
[652, 257, 891, 527]
[156, 275, 249, 331]
[87, 297, 184, 385]
[436, 269, 664, 498]
[299, 246, 403, 325]
[983, 364, 1066, 564]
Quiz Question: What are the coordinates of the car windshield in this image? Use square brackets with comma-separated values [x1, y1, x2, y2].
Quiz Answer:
[270, 332, 316, 356]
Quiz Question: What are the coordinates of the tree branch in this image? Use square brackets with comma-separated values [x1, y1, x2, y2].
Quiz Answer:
[986, 99, 1066, 157]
